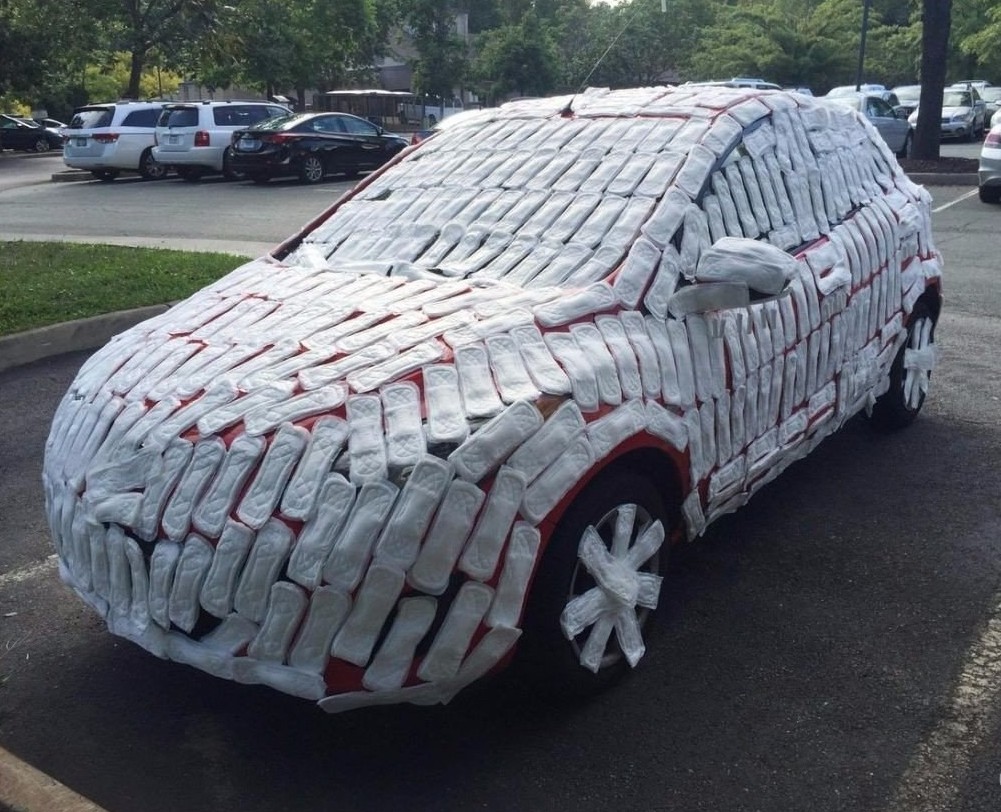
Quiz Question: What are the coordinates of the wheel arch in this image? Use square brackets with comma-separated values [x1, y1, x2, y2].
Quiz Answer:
[536, 433, 692, 554]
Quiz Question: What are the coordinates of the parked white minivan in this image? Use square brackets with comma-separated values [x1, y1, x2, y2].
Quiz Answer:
[63, 101, 168, 181]
[153, 100, 291, 180]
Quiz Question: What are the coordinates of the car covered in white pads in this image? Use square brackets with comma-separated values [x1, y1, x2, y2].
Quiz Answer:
[43, 85, 942, 713]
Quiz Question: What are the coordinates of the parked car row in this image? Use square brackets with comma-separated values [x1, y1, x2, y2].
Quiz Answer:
[0, 113, 65, 152]
[59, 100, 410, 184]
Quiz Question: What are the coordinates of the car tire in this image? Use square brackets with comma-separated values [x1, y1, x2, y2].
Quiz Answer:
[897, 131, 912, 159]
[91, 170, 119, 182]
[176, 167, 203, 182]
[979, 185, 1001, 204]
[517, 467, 675, 697]
[32, 137, 51, 153]
[870, 299, 936, 431]
[298, 154, 324, 184]
[138, 148, 168, 180]
[221, 148, 245, 181]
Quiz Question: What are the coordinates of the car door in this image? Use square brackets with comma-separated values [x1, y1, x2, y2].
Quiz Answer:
[0, 116, 33, 149]
[337, 115, 394, 170]
[865, 97, 908, 153]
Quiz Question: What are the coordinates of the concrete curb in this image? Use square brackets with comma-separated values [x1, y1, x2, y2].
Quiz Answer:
[0, 305, 170, 374]
[0, 744, 110, 812]
[908, 172, 979, 186]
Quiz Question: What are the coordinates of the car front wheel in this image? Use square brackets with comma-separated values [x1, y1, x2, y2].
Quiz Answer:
[32, 137, 51, 153]
[139, 148, 168, 180]
[870, 299, 936, 430]
[518, 467, 675, 695]
[298, 154, 324, 184]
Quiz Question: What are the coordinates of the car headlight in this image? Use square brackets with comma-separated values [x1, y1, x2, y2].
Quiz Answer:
[953, 113, 971, 122]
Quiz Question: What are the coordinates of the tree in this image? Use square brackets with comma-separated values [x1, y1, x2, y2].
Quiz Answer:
[912, 0, 952, 159]
[97, 0, 221, 99]
[471, 11, 558, 102]
[406, 0, 468, 106]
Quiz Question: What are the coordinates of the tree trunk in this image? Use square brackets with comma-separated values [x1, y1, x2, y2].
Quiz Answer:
[912, 0, 952, 160]
[127, 49, 145, 100]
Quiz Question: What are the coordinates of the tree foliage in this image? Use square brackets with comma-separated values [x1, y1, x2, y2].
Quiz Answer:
[0, 0, 995, 129]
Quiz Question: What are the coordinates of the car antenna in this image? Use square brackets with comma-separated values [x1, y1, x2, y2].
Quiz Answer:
[560, 0, 667, 117]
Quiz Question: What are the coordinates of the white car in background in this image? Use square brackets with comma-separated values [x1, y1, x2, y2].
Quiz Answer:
[908, 86, 987, 141]
[978, 123, 1001, 203]
[63, 101, 168, 181]
[153, 100, 291, 180]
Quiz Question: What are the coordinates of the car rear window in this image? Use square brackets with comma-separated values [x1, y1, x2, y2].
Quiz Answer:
[160, 107, 199, 127]
[68, 108, 114, 129]
[121, 109, 161, 127]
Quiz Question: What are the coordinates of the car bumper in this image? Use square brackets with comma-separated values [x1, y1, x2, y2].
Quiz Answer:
[978, 146, 1001, 186]
[940, 121, 974, 138]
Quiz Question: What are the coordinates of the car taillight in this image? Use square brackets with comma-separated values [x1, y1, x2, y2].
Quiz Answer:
[194, 131, 210, 147]
[261, 133, 293, 144]
[986, 130, 1001, 148]
[93, 133, 119, 143]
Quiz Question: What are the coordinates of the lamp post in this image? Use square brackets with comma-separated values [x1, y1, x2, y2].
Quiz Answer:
[855, 0, 872, 91]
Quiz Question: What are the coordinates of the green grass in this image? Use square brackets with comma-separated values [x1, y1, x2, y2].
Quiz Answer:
[0, 241, 239, 336]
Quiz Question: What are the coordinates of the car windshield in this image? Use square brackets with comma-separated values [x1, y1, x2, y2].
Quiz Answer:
[943, 91, 972, 107]
[894, 86, 921, 103]
[981, 87, 1001, 102]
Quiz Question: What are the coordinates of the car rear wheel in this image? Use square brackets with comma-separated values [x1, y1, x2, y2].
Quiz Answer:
[221, 148, 245, 181]
[139, 148, 168, 180]
[32, 137, 51, 153]
[298, 154, 324, 184]
[870, 299, 936, 430]
[91, 170, 119, 182]
[979, 185, 1001, 204]
[518, 468, 674, 696]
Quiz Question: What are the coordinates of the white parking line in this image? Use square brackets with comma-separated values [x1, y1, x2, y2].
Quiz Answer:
[933, 189, 978, 213]
[885, 587, 1001, 811]
[0, 555, 57, 588]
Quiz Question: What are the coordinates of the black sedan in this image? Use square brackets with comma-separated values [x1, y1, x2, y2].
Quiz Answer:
[0, 113, 63, 152]
[229, 112, 409, 184]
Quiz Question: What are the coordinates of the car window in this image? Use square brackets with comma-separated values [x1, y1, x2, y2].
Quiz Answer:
[308, 116, 345, 134]
[982, 88, 1001, 102]
[161, 107, 198, 127]
[68, 108, 114, 129]
[867, 98, 894, 117]
[121, 109, 161, 127]
[339, 116, 379, 136]
[214, 105, 272, 127]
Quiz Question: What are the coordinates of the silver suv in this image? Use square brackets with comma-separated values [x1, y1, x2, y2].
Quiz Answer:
[63, 101, 167, 181]
[153, 100, 291, 180]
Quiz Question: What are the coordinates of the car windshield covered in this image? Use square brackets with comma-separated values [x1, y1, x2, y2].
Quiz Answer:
[68, 108, 113, 129]
[943, 90, 973, 107]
